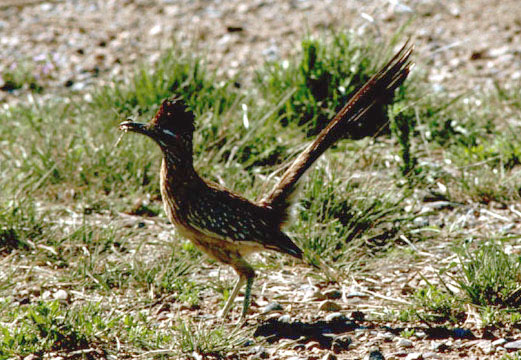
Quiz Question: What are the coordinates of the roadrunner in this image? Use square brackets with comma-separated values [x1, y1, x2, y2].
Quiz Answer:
[119, 43, 412, 319]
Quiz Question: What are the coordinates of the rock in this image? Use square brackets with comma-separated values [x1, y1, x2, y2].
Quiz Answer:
[324, 289, 341, 299]
[378, 332, 395, 342]
[365, 348, 385, 360]
[319, 300, 342, 312]
[278, 314, 291, 323]
[41, 290, 52, 300]
[405, 353, 422, 360]
[492, 338, 507, 347]
[415, 331, 427, 339]
[325, 312, 346, 322]
[347, 291, 368, 298]
[351, 311, 365, 321]
[312, 290, 327, 301]
[422, 352, 441, 359]
[262, 302, 283, 313]
[397, 338, 413, 348]
[53, 289, 68, 301]
[504, 340, 521, 350]
[331, 335, 351, 353]
[249, 345, 269, 359]
[431, 340, 450, 352]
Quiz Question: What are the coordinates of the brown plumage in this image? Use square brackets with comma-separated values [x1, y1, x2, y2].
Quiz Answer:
[119, 43, 413, 319]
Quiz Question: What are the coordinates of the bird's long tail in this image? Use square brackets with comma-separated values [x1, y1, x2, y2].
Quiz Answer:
[259, 42, 413, 225]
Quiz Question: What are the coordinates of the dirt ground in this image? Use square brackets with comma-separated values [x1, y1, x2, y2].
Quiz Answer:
[2, 0, 521, 359]
[1, 0, 521, 101]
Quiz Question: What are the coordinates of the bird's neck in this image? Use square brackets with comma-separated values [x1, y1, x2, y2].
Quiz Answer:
[161, 148, 199, 184]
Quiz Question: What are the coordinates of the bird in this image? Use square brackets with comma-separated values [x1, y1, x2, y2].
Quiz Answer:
[119, 42, 413, 320]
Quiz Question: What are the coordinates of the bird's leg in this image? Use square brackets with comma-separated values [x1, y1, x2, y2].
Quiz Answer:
[240, 276, 254, 320]
[219, 276, 245, 318]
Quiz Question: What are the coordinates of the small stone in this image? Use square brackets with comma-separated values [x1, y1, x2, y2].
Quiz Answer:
[324, 289, 341, 299]
[319, 300, 342, 312]
[365, 348, 385, 360]
[422, 353, 441, 359]
[331, 335, 351, 353]
[249, 345, 268, 359]
[504, 340, 521, 350]
[325, 312, 346, 322]
[262, 302, 283, 313]
[430, 341, 451, 352]
[405, 353, 422, 360]
[397, 338, 413, 348]
[53, 289, 68, 301]
[351, 311, 365, 321]
[347, 291, 368, 298]
[492, 338, 507, 347]
[278, 314, 291, 323]
[415, 331, 427, 339]
[312, 290, 327, 301]
[379, 332, 395, 342]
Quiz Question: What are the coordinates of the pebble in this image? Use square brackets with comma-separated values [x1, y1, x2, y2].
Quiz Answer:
[331, 335, 351, 353]
[323, 289, 341, 299]
[397, 338, 413, 348]
[53, 289, 68, 301]
[431, 341, 450, 352]
[312, 290, 327, 301]
[405, 353, 422, 360]
[278, 314, 291, 323]
[262, 302, 283, 313]
[378, 332, 395, 342]
[492, 338, 507, 347]
[504, 340, 521, 350]
[422, 353, 441, 359]
[365, 348, 385, 360]
[249, 345, 268, 359]
[325, 312, 346, 322]
[347, 291, 368, 298]
[319, 300, 342, 312]
[351, 311, 365, 321]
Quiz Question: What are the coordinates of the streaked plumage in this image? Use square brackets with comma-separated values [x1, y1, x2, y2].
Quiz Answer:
[119, 43, 413, 319]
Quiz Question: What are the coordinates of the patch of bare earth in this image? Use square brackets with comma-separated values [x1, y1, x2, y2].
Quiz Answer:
[2, 0, 521, 359]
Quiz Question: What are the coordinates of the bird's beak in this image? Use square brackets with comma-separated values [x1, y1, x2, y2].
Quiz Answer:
[119, 121, 150, 136]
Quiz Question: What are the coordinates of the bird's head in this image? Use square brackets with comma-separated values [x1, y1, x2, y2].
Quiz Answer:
[119, 96, 195, 151]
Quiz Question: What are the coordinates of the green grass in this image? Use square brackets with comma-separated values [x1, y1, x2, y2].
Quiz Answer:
[2, 30, 521, 357]
[1, 60, 43, 93]
[405, 239, 521, 327]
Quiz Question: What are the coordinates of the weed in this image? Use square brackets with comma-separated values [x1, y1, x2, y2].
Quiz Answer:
[256, 32, 404, 138]
[450, 240, 521, 308]
[1, 61, 42, 93]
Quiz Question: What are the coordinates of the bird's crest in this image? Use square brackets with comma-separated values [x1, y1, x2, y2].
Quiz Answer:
[150, 96, 195, 134]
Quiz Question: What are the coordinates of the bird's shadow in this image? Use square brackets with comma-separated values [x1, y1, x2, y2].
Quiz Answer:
[253, 315, 475, 349]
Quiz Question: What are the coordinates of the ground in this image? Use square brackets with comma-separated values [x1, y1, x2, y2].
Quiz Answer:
[1, 0, 521, 359]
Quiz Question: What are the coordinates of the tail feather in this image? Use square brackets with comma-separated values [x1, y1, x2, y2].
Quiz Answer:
[259, 42, 413, 225]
